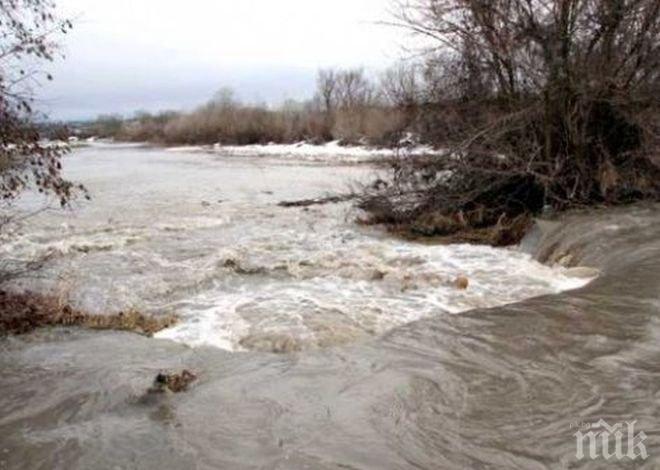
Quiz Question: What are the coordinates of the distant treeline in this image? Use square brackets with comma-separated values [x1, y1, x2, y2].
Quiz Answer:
[83, 67, 432, 147]
[82, 64, 551, 149]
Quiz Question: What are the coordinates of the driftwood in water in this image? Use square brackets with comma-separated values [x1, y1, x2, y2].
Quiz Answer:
[278, 194, 357, 208]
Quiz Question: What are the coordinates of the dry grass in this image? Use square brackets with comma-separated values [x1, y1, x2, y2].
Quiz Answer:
[91, 102, 406, 147]
[61, 308, 178, 336]
[0, 290, 177, 337]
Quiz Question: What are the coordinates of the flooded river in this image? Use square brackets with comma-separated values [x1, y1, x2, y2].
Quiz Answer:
[1, 145, 586, 352]
[0, 145, 658, 469]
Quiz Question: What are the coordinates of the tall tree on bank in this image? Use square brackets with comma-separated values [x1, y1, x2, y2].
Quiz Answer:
[361, 0, 660, 244]
[1, 0, 80, 208]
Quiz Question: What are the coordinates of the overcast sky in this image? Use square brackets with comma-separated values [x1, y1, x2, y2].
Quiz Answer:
[40, 0, 408, 121]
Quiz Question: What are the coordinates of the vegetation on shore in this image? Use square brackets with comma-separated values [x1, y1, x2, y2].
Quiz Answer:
[83, 70, 413, 148]
[358, 0, 660, 245]
[0, 290, 177, 337]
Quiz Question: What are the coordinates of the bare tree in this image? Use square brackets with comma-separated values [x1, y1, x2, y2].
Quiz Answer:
[380, 63, 423, 134]
[1, 0, 82, 208]
[360, 0, 660, 244]
[211, 87, 239, 109]
[335, 68, 376, 110]
[316, 69, 339, 138]
[316, 69, 338, 113]
[380, 63, 420, 108]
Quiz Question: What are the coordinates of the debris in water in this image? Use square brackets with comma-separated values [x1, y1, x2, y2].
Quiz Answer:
[222, 258, 268, 275]
[149, 370, 198, 394]
[455, 276, 470, 290]
[278, 194, 356, 208]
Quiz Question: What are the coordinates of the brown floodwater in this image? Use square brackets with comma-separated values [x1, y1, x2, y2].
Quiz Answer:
[0, 145, 658, 469]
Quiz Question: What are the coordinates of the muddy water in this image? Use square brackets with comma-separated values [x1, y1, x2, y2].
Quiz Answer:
[1, 145, 659, 469]
[1, 145, 586, 352]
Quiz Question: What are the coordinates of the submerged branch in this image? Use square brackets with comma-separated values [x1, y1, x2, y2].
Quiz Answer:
[278, 193, 358, 208]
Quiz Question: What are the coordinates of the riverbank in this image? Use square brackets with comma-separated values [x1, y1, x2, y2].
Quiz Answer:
[0, 290, 177, 336]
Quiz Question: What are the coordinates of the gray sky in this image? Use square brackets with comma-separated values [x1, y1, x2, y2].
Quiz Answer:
[40, 0, 408, 121]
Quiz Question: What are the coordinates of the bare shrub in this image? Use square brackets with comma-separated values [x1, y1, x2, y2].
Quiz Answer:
[333, 106, 406, 145]
[363, 107, 406, 145]
[360, 0, 660, 245]
[100, 72, 411, 147]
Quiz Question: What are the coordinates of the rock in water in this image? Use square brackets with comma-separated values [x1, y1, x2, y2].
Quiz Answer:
[455, 276, 470, 290]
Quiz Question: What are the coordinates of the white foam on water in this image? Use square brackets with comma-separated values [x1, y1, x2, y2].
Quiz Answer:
[5, 145, 595, 353]
[155, 240, 594, 352]
[155, 295, 252, 351]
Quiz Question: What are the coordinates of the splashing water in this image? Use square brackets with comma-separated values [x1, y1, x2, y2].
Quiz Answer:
[2, 144, 591, 352]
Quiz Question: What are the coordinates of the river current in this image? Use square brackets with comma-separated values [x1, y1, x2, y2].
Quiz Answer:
[1, 144, 658, 469]
[2, 144, 588, 352]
